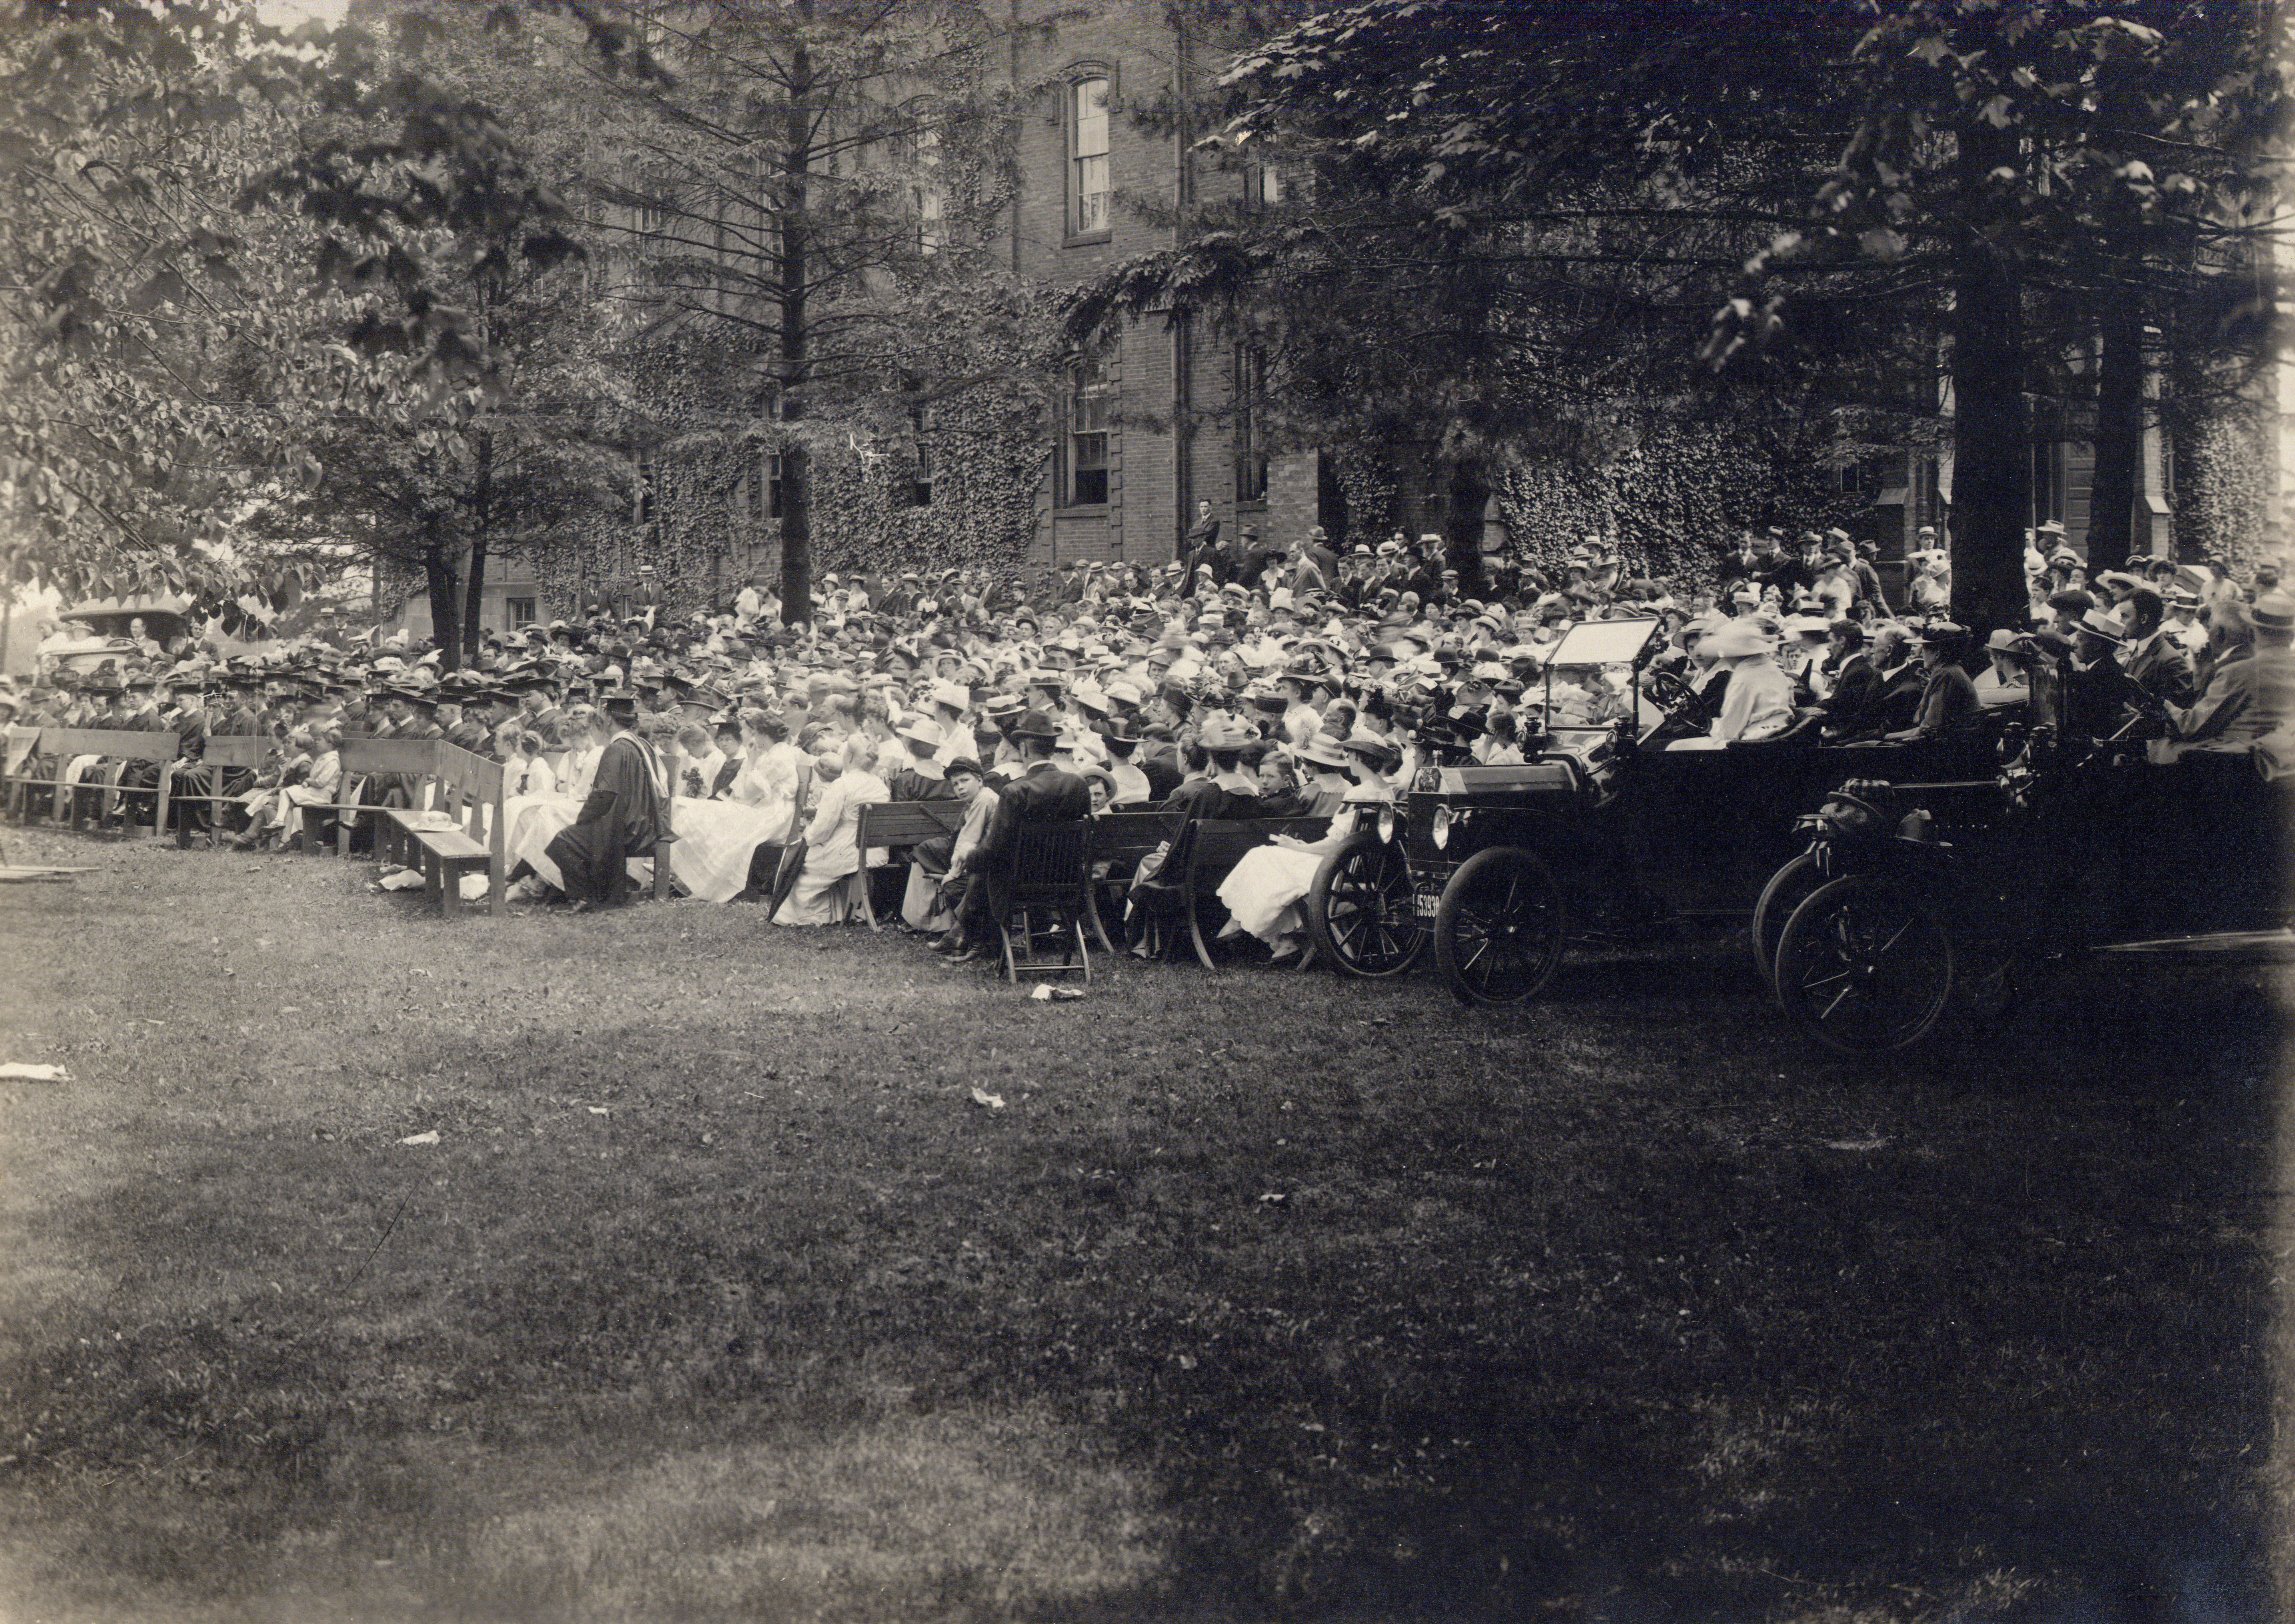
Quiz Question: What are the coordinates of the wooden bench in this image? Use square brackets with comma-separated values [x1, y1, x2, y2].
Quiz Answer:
[390, 741, 507, 918]
[3, 727, 180, 834]
[304, 737, 439, 858]
[852, 798, 970, 929]
[1176, 816, 1332, 970]
[164, 733, 269, 846]
[1081, 808, 1181, 953]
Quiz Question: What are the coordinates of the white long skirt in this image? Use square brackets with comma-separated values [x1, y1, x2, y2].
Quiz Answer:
[1216, 845, 1322, 944]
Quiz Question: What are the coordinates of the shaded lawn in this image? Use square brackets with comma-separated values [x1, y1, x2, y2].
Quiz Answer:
[0, 827, 2280, 1622]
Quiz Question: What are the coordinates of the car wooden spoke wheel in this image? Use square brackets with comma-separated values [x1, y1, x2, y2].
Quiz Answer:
[1306, 830, 1427, 978]
[1774, 874, 1955, 1053]
[1431, 845, 1566, 1006]
[1751, 850, 1824, 999]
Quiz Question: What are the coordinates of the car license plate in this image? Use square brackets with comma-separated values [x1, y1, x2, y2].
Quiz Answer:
[1412, 890, 1442, 918]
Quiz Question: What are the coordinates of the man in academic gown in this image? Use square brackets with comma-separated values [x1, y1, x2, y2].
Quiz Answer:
[545, 691, 665, 910]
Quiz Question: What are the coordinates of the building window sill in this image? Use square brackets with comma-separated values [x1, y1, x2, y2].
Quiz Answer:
[1056, 503, 1111, 516]
[1062, 230, 1113, 249]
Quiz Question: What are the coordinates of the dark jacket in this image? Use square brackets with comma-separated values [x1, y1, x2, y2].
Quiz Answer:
[1818, 654, 1882, 732]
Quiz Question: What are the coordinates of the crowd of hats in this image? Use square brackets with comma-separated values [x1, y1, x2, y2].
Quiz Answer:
[6, 528, 2281, 748]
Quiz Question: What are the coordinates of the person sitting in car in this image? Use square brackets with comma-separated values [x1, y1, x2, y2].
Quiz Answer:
[1668, 620, 1794, 749]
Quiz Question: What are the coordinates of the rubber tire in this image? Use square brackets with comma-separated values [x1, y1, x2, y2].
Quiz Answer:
[1306, 830, 1428, 979]
[1431, 845, 1567, 1007]
[1751, 851, 1824, 1000]
[1773, 874, 1955, 1054]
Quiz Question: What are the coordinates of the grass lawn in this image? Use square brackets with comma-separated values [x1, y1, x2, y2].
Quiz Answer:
[0, 825, 2284, 1622]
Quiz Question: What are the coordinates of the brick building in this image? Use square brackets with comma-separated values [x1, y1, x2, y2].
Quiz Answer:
[1008, 0, 1326, 575]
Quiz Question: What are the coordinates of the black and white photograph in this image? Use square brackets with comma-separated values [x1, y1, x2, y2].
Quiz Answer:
[0, 0, 2289, 1616]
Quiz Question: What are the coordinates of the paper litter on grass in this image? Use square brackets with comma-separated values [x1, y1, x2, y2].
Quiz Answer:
[0, 1063, 69, 1083]
[398, 1130, 441, 1145]
[1029, 984, 1085, 1001]
[458, 872, 490, 902]
[969, 1087, 1005, 1110]
[378, 868, 424, 891]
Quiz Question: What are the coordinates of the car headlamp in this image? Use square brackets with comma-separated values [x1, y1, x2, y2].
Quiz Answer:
[1378, 806, 1398, 844]
[1431, 805, 1454, 850]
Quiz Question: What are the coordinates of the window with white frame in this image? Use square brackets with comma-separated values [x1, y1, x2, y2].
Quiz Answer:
[1061, 354, 1112, 507]
[1069, 76, 1111, 237]
[912, 126, 944, 255]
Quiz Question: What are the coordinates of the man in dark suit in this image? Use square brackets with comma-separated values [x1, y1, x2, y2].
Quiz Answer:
[2117, 588, 2197, 710]
[1183, 499, 1220, 565]
[1819, 620, 1890, 738]
[943, 708, 1091, 963]
[1302, 525, 1338, 585]
[1231, 526, 1276, 596]
[1816, 620, 1880, 728]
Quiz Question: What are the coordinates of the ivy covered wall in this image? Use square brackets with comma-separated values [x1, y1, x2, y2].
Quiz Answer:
[1320, 414, 1886, 600]
[2174, 397, 2274, 573]
[538, 340, 1051, 624]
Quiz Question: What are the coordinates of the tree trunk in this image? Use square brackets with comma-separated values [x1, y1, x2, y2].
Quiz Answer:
[2086, 72, 2150, 575]
[461, 427, 494, 663]
[424, 540, 462, 669]
[1446, 458, 1489, 599]
[2087, 302, 2144, 573]
[777, 14, 814, 627]
[1946, 123, 2030, 637]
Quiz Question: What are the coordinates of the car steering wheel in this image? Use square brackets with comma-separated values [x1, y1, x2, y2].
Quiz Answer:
[1643, 667, 1699, 716]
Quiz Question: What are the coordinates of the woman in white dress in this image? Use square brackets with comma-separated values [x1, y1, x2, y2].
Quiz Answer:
[1215, 732, 1398, 961]
[729, 711, 806, 823]
[240, 727, 341, 847]
[665, 709, 809, 904]
[775, 732, 889, 925]
[506, 712, 609, 894]
[1667, 620, 1796, 750]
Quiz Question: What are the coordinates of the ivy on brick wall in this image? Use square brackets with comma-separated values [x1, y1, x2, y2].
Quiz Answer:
[1316, 413, 1883, 599]
[1495, 416, 1885, 595]
[518, 324, 1052, 622]
[2175, 401, 2273, 572]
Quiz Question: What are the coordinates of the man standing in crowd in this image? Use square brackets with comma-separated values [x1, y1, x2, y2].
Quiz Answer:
[1183, 498, 1220, 565]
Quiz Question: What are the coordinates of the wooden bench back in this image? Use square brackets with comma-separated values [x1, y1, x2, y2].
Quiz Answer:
[1087, 808, 1180, 863]
[855, 799, 968, 847]
[340, 736, 440, 777]
[433, 742, 504, 835]
[1182, 816, 1332, 886]
[198, 734, 270, 770]
[24, 727, 180, 763]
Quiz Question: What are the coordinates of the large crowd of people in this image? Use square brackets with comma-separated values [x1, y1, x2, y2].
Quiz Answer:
[6, 519, 2289, 958]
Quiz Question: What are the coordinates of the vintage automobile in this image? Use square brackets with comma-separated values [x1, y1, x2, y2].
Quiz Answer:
[1304, 616, 2010, 1005]
[1765, 733, 2295, 1053]
[41, 595, 196, 674]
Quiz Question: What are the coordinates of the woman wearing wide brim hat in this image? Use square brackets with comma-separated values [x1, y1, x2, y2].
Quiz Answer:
[1669, 620, 1795, 749]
